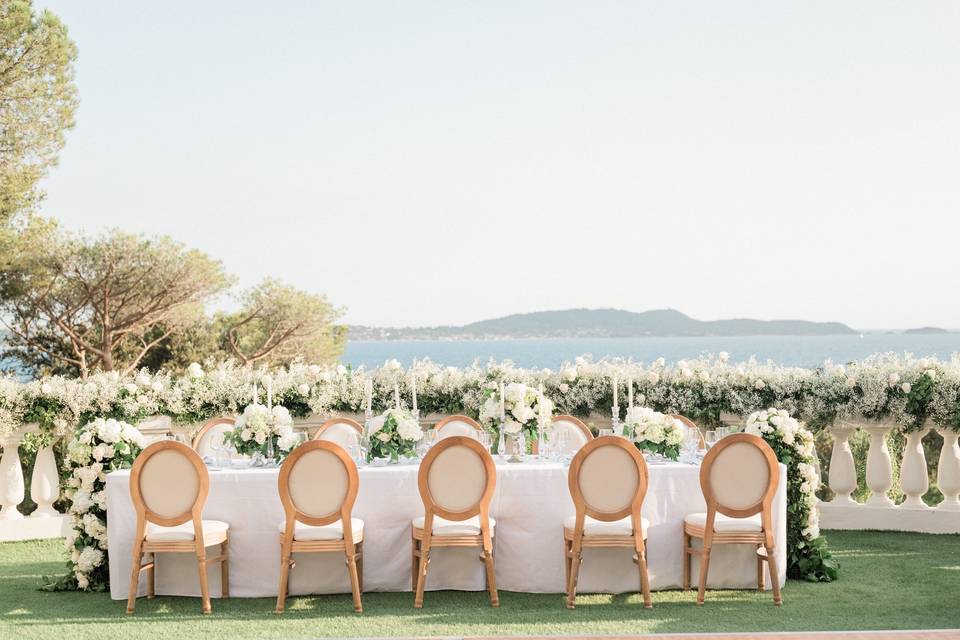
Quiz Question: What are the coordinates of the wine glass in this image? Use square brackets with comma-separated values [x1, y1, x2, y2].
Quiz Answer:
[555, 428, 569, 462]
[704, 430, 719, 449]
[478, 430, 492, 452]
[683, 429, 701, 463]
[209, 433, 225, 470]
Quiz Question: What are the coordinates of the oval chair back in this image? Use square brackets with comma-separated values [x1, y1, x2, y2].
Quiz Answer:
[699, 433, 778, 521]
[313, 417, 364, 450]
[192, 417, 235, 458]
[551, 415, 593, 454]
[130, 440, 208, 528]
[568, 435, 648, 523]
[278, 440, 359, 529]
[434, 414, 484, 441]
[418, 435, 495, 522]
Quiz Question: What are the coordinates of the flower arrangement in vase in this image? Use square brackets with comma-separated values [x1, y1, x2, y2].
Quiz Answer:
[625, 406, 684, 460]
[479, 381, 552, 450]
[366, 408, 422, 462]
[224, 403, 299, 463]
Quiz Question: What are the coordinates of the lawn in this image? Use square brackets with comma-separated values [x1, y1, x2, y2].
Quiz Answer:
[1, 530, 957, 640]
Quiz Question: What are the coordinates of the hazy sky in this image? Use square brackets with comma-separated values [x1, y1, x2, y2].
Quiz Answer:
[35, 1, 960, 329]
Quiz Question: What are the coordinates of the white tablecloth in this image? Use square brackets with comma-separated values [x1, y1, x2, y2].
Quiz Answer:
[106, 460, 786, 600]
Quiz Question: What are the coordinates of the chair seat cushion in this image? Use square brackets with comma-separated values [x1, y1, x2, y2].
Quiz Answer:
[412, 515, 496, 536]
[564, 515, 649, 538]
[684, 512, 762, 532]
[278, 518, 364, 542]
[145, 519, 229, 542]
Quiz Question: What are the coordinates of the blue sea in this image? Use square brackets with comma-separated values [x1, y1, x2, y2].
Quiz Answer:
[342, 334, 960, 370]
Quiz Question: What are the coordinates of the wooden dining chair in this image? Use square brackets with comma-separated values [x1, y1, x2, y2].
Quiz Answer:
[682, 433, 781, 606]
[551, 415, 594, 454]
[411, 435, 497, 608]
[313, 417, 364, 449]
[126, 441, 229, 614]
[191, 417, 235, 458]
[276, 440, 364, 614]
[434, 414, 485, 440]
[670, 414, 706, 449]
[564, 435, 651, 609]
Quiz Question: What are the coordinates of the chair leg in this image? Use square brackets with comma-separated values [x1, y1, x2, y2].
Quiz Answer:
[147, 552, 155, 599]
[765, 545, 782, 606]
[482, 544, 499, 608]
[682, 532, 690, 591]
[563, 538, 571, 589]
[196, 550, 212, 614]
[346, 551, 363, 614]
[756, 546, 765, 591]
[636, 538, 652, 609]
[413, 543, 430, 608]
[566, 543, 583, 609]
[125, 540, 144, 614]
[696, 546, 712, 606]
[411, 537, 419, 592]
[275, 551, 292, 614]
[356, 541, 364, 594]
[221, 536, 230, 598]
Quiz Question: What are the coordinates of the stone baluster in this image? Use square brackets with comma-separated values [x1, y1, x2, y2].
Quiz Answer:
[30, 442, 61, 518]
[0, 434, 25, 521]
[936, 428, 960, 512]
[899, 424, 931, 510]
[827, 424, 859, 505]
[864, 421, 895, 507]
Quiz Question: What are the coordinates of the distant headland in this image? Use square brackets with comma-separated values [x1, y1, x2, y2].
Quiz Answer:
[348, 308, 858, 341]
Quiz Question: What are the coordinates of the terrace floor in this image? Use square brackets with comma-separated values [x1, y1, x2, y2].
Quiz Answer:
[0, 531, 957, 640]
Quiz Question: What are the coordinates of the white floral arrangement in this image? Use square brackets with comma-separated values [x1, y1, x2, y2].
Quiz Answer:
[625, 406, 685, 460]
[52, 417, 146, 591]
[366, 408, 422, 461]
[744, 408, 837, 582]
[478, 381, 553, 440]
[224, 403, 298, 460]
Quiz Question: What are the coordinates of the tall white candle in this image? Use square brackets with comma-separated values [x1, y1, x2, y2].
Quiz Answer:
[499, 382, 506, 420]
[252, 382, 258, 405]
[628, 378, 634, 408]
[411, 374, 418, 413]
[612, 377, 619, 408]
[538, 383, 546, 421]
[364, 379, 373, 412]
[394, 383, 400, 410]
[267, 378, 273, 410]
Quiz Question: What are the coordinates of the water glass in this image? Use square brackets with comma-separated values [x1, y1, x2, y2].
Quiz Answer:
[209, 433, 225, 470]
[704, 430, 718, 449]
[682, 429, 701, 463]
[717, 426, 730, 439]
[478, 430, 492, 452]
[555, 428, 569, 460]
[598, 428, 614, 438]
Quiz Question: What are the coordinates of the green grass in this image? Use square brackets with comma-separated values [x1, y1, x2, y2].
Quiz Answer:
[1, 530, 958, 639]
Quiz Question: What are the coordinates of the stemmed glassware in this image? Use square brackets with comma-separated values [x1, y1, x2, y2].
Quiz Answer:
[682, 429, 702, 463]
[704, 430, 719, 450]
[209, 433, 226, 470]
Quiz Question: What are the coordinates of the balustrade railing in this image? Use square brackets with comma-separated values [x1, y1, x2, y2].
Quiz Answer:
[818, 419, 960, 533]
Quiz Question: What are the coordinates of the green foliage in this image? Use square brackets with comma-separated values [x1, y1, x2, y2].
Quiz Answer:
[0, 0, 78, 221]
[221, 278, 345, 368]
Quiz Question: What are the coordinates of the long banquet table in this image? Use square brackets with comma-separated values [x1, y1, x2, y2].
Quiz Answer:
[106, 460, 786, 600]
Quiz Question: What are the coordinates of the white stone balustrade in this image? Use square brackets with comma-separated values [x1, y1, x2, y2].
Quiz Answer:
[819, 419, 960, 534]
[0, 426, 72, 542]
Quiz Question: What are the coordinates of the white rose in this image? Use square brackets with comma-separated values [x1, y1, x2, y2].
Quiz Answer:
[96, 418, 123, 444]
[397, 419, 424, 442]
[559, 383, 570, 394]
[754, 379, 766, 390]
[336, 364, 347, 375]
[377, 432, 392, 443]
[297, 383, 310, 395]
[254, 431, 267, 445]
[151, 380, 164, 392]
[901, 382, 912, 394]
[308, 365, 321, 375]
[277, 431, 299, 451]
[240, 429, 253, 441]
[187, 362, 204, 378]
[41, 382, 53, 394]
[123, 383, 138, 394]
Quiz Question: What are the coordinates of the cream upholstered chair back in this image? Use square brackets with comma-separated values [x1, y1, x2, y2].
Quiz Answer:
[700, 433, 779, 517]
[313, 417, 363, 449]
[551, 415, 593, 453]
[568, 436, 648, 521]
[130, 441, 208, 526]
[434, 415, 483, 440]
[192, 417, 235, 458]
[418, 436, 495, 519]
[278, 440, 358, 527]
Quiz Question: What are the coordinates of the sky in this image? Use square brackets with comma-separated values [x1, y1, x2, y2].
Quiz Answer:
[34, 1, 960, 330]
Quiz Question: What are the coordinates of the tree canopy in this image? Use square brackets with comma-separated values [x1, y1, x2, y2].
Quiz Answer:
[0, 0, 78, 222]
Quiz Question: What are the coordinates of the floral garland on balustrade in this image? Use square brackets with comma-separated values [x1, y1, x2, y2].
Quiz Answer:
[42, 418, 146, 591]
[4, 352, 960, 591]
[744, 409, 838, 582]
